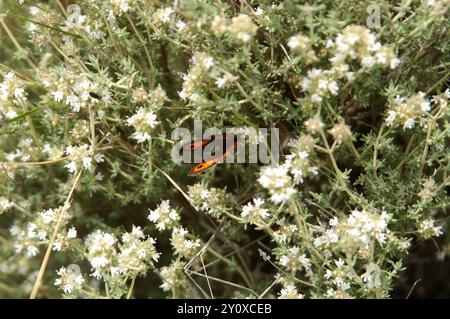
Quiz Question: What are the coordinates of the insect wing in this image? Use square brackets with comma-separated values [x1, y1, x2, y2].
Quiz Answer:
[182, 139, 212, 151]
[187, 159, 219, 176]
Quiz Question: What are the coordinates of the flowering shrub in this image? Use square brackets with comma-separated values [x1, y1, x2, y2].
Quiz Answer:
[0, 0, 449, 299]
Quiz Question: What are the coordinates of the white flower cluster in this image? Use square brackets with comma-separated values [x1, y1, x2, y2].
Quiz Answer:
[65, 144, 104, 174]
[300, 68, 340, 103]
[259, 132, 319, 203]
[0, 72, 27, 120]
[179, 52, 215, 101]
[241, 197, 269, 224]
[11, 206, 76, 258]
[60, 5, 106, 40]
[153, 7, 174, 26]
[132, 85, 167, 107]
[62, 7, 87, 32]
[287, 34, 318, 64]
[0, 197, 13, 214]
[279, 246, 312, 274]
[324, 258, 353, 297]
[85, 230, 118, 279]
[4, 138, 38, 163]
[349, 208, 391, 245]
[329, 123, 353, 143]
[159, 260, 187, 293]
[273, 221, 299, 244]
[54, 266, 85, 295]
[148, 200, 180, 231]
[69, 120, 90, 141]
[215, 72, 238, 89]
[278, 283, 304, 299]
[304, 116, 324, 134]
[85, 226, 160, 279]
[426, 0, 450, 16]
[314, 208, 391, 254]
[126, 107, 159, 143]
[418, 218, 443, 239]
[227, 127, 267, 147]
[326, 288, 353, 299]
[117, 226, 160, 276]
[299, 25, 399, 104]
[109, 0, 138, 15]
[385, 92, 431, 129]
[211, 14, 258, 43]
[258, 165, 296, 204]
[188, 183, 230, 219]
[344, 209, 391, 247]
[328, 25, 400, 71]
[48, 73, 106, 113]
[284, 139, 318, 185]
[170, 227, 201, 258]
[178, 51, 237, 95]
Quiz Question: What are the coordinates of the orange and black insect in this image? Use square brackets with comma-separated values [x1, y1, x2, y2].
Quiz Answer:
[183, 133, 238, 176]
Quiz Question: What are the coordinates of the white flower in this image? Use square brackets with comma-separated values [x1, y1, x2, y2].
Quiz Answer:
[127, 108, 159, 143]
[159, 260, 186, 292]
[287, 36, 300, 50]
[258, 165, 296, 203]
[53, 241, 62, 251]
[171, 227, 201, 257]
[328, 81, 339, 95]
[0, 197, 13, 214]
[279, 284, 304, 299]
[148, 200, 180, 231]
[13, 87, 26, 99]
[420, 101, 431, 112]
[63, 8, 86, 31]
[227, 14, 258, 43]
[347, 208, 390, 246]
[66, 95, 82, 112]
[117, 225, 160, 275]
[403, 118, 415, 129]
[40, 209, 56, 224]
[54, 266, 84, 295]
[273, 223, 298, 244]
[26, 245, 39, 257]
[241, 197, 269, 223]
[279, 246, 311, 272]
[361, 55, 375, 68]
[385, 111, 397, 126]
[65, 145, 103, 173]
[329, 217, 339, 227]
[51, 91, 64, 102]
[67, 227, 77, 239]
[154, 7, 174, 25]
[215, 73, 238, 88]
[85, 230, 117, 278]
[386, 92, 432, 129]
[390, 57, 400, 69]
[91, 256, 109, 269]
[418, 218, 443, 239]
[37, 230, 47, 240]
